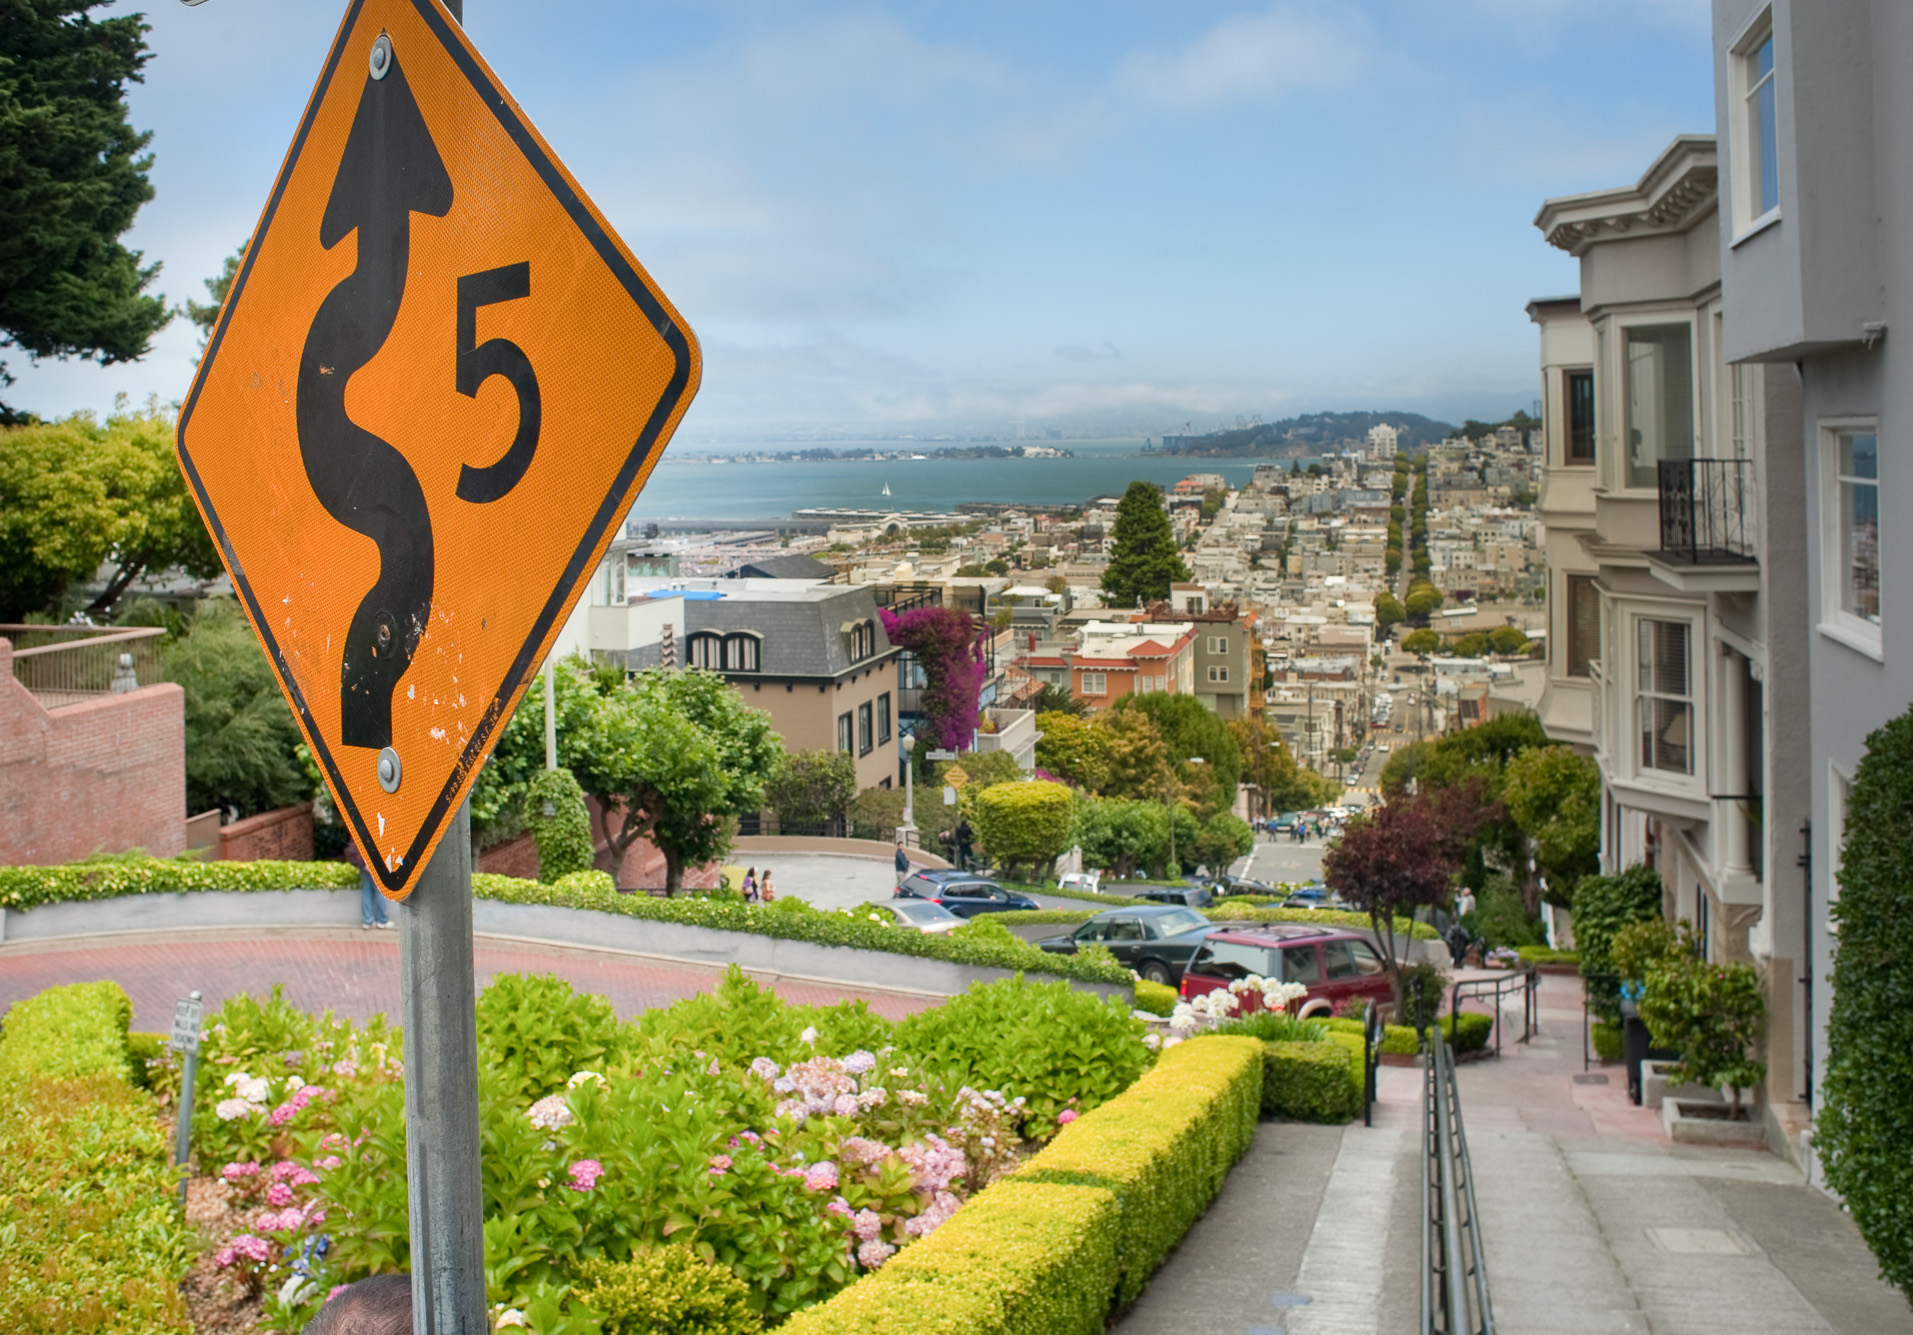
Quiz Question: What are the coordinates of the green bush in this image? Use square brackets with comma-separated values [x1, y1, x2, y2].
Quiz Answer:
[1016, 1037, 1262, 1305]
[579, 1247, 764, 1335]
[1260, 1040, 1361, 1123]
[0, 979, 133, 1081]
[1590, 1021, 1622, 1063]
[126, 1032, 165, 1090]
[1321, 1015, 1418, 1056]
[970, 781, 1075, 880]
[0, 858, 357, 908]
[1516, 945, 1578, 967]
[1467, 876, 1544, 948]
[1397, 962, 1448, 1030]
[1439, 1012, 1494, 1055]
[1132, 980, 1178, 1017]
[476, 973, 629, 1102]
[526, 767, 595, 883]
[1638, 952, 1766, 1111]
[896, 977, 1149, 1124]
[779, 1180, 1120, 1335]
[0, 983, 196, 1334]
[1571, 865, 1663, 1023]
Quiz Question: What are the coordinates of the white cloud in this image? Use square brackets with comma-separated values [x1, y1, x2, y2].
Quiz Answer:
[1113, 3, 1375, 113]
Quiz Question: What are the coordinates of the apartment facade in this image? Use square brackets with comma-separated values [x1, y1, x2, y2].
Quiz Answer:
[1534, 140, 1789, 1045]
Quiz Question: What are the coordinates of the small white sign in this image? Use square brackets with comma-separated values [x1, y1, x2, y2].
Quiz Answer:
[927, 749, 958, 761]
[943, 786, 958, 805]
[169, 997, 203, 1056]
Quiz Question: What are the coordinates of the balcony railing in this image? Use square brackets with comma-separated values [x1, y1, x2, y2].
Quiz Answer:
[3, 624, 165, 708]
[1657, 459, 1757, 564]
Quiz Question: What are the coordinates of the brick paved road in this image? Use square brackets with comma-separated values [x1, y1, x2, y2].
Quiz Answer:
[0, 931, 938, 1031]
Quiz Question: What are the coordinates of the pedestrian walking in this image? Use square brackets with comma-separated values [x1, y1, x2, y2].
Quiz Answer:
[759, 869, 776, 902]
[741, 867, 758, 901]
[344, 842, 392, 931]
[895, 841, 911, 883]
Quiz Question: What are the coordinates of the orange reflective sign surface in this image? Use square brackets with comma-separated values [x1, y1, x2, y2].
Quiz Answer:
[176, 0, 698, 899]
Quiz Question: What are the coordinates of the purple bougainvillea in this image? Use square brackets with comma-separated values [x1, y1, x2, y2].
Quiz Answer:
[880, 605, 987, 752]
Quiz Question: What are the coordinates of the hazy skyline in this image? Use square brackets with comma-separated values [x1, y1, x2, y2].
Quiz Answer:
[10, 0, 1715, 437]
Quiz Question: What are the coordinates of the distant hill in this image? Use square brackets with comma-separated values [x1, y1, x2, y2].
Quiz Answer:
[1162, 410, 1456, 457]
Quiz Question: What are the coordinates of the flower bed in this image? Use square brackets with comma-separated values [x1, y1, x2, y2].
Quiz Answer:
[152, 967, 1152, 1331]
[781, 1037, 1264, 1333]
[0, 858, 1131, 987]
[0, 982, 196, 1335]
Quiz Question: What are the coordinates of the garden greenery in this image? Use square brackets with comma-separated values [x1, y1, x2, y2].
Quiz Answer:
[1571, 864, 1663, 1024]
[525, 767, 595, 883]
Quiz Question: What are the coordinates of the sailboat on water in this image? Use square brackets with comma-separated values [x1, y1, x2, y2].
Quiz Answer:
[882, 483, 892, 497]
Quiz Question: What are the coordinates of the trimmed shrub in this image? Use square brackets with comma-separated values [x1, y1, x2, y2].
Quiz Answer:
[1590, 1021, 1623, 1063]
[1261, 1040, 1362, 1122]
[1439, 1012, 1495, 1055]
[778, 1181, 1119, 1335]
[0, 983, 195, 1334]
[1133, 979, 1178, 1017]
[1016, 1037, 1262, 1305]
[1322, 1015, 1418, 1056]
[525, 767, 594, 883]
[0, 858, 356, 907]
[0, 979, 133, 1081]
[579, 1246, 764, 1335]
[971, 781, 1075, 880]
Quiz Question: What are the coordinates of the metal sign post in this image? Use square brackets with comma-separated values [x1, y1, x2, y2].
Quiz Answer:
[170, 990, 203, 1209]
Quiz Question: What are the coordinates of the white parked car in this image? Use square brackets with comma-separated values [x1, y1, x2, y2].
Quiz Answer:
[1057, 871, 1103, 895]
[866, 899, 964, 934]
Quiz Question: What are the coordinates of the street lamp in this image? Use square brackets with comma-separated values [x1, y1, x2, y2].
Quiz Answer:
[898, 732, 917, 848]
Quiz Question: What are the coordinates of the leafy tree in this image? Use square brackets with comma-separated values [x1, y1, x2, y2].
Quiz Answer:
[1229, 714, 1321, 814]
[0, 404, 220, 619]
[1638, 942, 1766, 1116]
[1114, 691, 1240, 809]
[1192, 813, 1253, 875]
[1199, 485, 1228, 520]
[953, 563, 988, 577]
[1374, 592, 1405, 633]
[1404, 585, 1442, 620]
[1033, 710, 1110, 790]
[1570, 865, 1663, 1025]
[0, 0, 171, 420]
[182, 239, 246, 350]
[1487, 626, 1531, 656]
[984, 558, 1010, 576]
[569, 668, 783, 895]
[470, 655, 611, 845]
[1097, 708, 1172, 801]
[1029, 681, 1085, 716]
[1453, 631, 1489, 657]
[1101, 481, 1189, 607]
[1502, 745, 1601, 905]
[1324, 795, 1479, 1010]
[161, 600, 307, 819]
[970, 780, 1074, 880]
[1400, 628, 1440, 655]
[761, 749, 857, 833]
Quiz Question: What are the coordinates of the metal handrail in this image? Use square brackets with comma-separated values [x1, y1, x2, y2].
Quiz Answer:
[1422, 1026, 1495, 1335]
[2, 624, 165, 701]
[1449, 968, 1540, 1058]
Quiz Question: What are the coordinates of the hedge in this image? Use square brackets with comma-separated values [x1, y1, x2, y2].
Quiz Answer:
[1818, 706, 1913, 1301]
[779, 1182, 1120, 1335]
[1133, 980, 1178, 1017]
[0, 983, 196, 1334]
[777, 1038, 1260, 1332]
[1321, 1015, 1418, 1056]
[1440, 1012, 1494, 1055]
[0, 859, 1131, 987]
[1260, 1040, 1362, 1123]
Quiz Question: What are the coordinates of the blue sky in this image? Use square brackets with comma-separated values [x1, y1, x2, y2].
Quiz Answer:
[11, 0, 1716, 439]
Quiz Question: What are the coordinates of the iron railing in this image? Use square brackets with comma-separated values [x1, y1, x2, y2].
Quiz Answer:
[2, 624, 165, 707]
[1657, 459, 1757, 563]
[1422, 1025, 1495, 1335]
[1450, 969, 1541, 1059]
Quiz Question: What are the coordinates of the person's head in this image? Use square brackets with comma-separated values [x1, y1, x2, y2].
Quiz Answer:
[747, 867, 756, 878]
[761, 869, 771, 882]
[302, 1274, 411, 1335]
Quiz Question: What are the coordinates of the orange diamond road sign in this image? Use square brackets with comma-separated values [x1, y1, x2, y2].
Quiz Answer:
[175, 0, 699, 900]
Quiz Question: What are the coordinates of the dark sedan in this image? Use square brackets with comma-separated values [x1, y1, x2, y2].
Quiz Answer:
[1036, 905, 1219, 985]
[894, 870, 1041, 918]
[1126, 883, 1215, 909]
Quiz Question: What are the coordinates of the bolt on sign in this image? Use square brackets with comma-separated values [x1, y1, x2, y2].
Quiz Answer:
[175, 0, 699, 900]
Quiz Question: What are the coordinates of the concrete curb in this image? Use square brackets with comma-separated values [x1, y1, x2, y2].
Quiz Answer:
[0, 890, 1132, 1007]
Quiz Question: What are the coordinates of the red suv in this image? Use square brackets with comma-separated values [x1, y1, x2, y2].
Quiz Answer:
[1178, 924, 1393, 1019]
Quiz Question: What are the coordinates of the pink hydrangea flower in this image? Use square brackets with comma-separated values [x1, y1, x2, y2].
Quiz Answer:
[332, 1059, 357, 1077]
[832, 1094, 861, 1117]
[838, 1136, 889, 1168]
[221, 1161, 261, 1182]
[708, 1154, 733, 1176]
[905, 1190, 961, 1237]
[265, 1182, 295, 1207]
[316, 1155, 342, 1171]
[749, 1057, 781, 1081]
[851, 1208, 884, 1242]
[226, 1234, 271, 1264]
[856, 1238, 896, 1269]
[568, 1159, 605, 1192]
[1057, 1109, 1080, 1126]
[842, 1050, 877, 1076]
[213, 1246, 236, 1268]
[804, 1161, 839, 1193]
[826, 1198, 852, 1219]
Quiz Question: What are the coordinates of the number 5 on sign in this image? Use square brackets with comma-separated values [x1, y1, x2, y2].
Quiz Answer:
[175, 0, 699, 902]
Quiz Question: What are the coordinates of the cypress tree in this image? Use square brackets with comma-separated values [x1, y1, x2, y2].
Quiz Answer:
[1101, 481, 1189, 607]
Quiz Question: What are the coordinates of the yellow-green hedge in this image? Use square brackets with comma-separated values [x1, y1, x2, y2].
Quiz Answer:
[781, 1038, 1263, 1332]
[0, 983, 195, 1334]
[780, 1182, 1119, 1335]
[1261, 1040, 1363, 1123]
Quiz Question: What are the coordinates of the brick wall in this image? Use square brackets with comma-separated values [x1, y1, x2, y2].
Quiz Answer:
[476, 830, 541, 879]
[0, 638, 187, 864]
[217, 803, 314, 862]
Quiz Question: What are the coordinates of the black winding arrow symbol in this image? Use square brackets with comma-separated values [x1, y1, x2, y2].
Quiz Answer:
[296, 44, 453, 751]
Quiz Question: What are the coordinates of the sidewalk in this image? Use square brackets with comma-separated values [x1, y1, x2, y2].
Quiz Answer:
[1117, 972, 1912, 1335]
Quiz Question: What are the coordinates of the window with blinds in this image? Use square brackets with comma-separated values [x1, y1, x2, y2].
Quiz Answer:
[1566, 575, 1600, 678]
[1566, 368, 1596, 463]
[1636, 618, 1693, 775]
[688, 634, 721, 670]
[1624, 324, 1694, 488]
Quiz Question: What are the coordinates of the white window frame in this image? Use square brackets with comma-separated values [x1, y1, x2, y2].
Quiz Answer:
[1207, 665, 1229, 684]
[1613, 315, 1699, 494]
[1727, 8, 1782, 242]
[1634, 612, 1698, 781]
[1081, 672, 1107, 697]
[1817, 417, 1883, 661]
